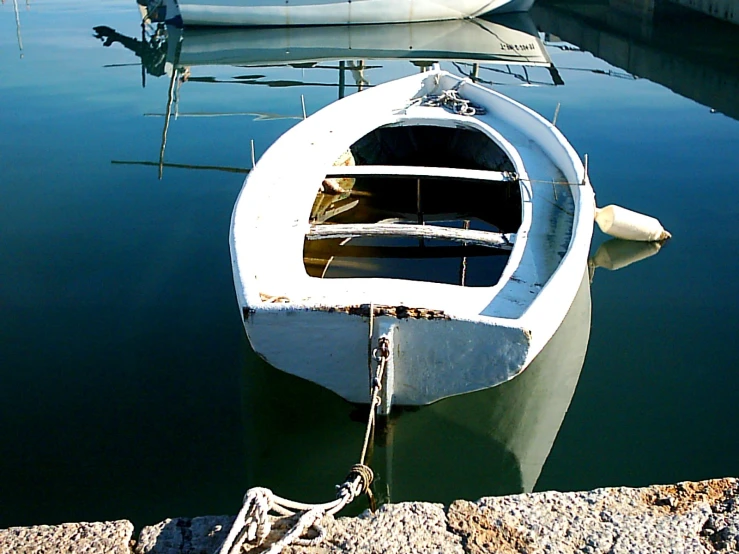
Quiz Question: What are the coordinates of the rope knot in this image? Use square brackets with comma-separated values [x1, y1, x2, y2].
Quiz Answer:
[373, 337, 390, 362]
[218, 487, 274, 554]
[345, 463, 374, 495]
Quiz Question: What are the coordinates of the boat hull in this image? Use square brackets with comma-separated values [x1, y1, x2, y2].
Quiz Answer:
[245, 307, 530, 406]
[175, 0, 534, 26]
[230, 70, 594, 407]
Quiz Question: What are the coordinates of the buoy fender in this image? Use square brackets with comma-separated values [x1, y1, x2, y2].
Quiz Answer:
[594, 204, 671, 242]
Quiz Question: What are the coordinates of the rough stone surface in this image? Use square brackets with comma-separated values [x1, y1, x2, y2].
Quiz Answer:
[447, 478, 738, 554]
[3, 479, 738, 554]
[0, 520, 134, 554]
[136, 516, 234, 554]
[318, 502, 465, 554]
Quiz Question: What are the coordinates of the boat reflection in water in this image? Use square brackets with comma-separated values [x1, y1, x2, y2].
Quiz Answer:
[169, 14, 552, 70]
[94, 14, 561, 178]
[95, 13, 558, 87]
[239, 269, 590, 505]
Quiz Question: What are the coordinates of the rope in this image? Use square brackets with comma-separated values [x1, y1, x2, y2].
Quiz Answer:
[411, 83, 487, 116]
[216, 333, 390, 554]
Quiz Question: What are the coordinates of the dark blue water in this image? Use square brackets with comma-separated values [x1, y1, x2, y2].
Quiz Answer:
[1, 0, 738, 530]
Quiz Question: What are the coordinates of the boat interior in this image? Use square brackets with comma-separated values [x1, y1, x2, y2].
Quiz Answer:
[303, 124, 522, 287]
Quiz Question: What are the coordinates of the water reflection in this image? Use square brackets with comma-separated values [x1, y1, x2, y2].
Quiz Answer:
[589, 238, 666, 273]
[94, 14, 561, 178]
[531, 0, 739, 120]
[240, 270, 591, 506]
[12, 0, 24, 57]
[93, 13, 558, 88]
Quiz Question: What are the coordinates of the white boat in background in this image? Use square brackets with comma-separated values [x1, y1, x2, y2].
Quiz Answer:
[230, 68, 595, 410]
[144, 0, 535, 27]
[171, 14, 552, 69]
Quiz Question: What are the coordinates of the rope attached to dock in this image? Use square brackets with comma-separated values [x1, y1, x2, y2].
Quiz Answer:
[216, 337, 390, 554]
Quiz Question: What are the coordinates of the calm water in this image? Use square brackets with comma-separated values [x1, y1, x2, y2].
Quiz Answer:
[1, 0, 738, 530]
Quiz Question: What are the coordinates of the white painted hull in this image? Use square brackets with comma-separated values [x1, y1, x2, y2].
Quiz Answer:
[170, 0, 536, 26]
[241, 270, 591, 498]
[175, 15, 550, 68]
[230, 69, 595, 407]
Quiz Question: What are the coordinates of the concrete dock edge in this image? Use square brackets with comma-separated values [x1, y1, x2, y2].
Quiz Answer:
[1, 478, 737, 553]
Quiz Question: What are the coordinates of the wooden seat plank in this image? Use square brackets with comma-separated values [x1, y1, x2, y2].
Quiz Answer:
[324, 165, 516, 183]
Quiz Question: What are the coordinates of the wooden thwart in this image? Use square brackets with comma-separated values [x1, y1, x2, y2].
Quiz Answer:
[305, 243, 509, 259]
[323, 164, 516, 183]
[307, 223, 515, 249]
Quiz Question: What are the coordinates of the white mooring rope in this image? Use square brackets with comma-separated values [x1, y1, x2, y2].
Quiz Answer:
[216, 336, 390, 554]
[410, 83, 487, 116]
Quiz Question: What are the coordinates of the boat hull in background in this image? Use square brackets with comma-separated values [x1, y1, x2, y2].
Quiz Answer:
[157, 0, 536, 27]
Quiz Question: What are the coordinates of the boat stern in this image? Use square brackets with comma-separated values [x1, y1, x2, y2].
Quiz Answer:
[242, 303, 531, 408]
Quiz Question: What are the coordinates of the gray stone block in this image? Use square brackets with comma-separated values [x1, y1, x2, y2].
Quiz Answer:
[0, 520, 133, 554]
[135, 516, 234, 554]
[447, 478, 738, 554]
[324, 502, 465, 554]
[4, 478, 737, 554]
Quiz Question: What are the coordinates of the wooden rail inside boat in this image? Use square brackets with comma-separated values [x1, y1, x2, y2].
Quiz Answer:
[323, 165, 516, 183]
[307, 223, 514, 249]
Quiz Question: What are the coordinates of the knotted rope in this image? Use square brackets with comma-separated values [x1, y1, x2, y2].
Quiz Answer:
[217, 336, 391, 554]
[412, 83, 487, 116]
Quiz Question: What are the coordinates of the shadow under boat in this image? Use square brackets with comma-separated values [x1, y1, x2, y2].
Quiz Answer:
[238, 268, 591, 506]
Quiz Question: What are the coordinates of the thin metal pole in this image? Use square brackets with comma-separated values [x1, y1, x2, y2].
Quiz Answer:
[417, 178, 424, 248]
[338, 60, 346, 100]
[357, 60, 365, 91]
[140, 24, 146, 88]
[158, 67, 178, 180]
[112, 160, 250, 174]
[460, 220, 470, 286]
[416, 178, 423, 225]
[13, 0, 24, 58]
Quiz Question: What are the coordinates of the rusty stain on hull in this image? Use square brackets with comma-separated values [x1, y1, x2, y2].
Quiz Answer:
[248, 300, 449, 320]
[323, 303, 449, 320]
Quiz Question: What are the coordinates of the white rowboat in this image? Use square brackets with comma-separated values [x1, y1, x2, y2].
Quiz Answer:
[229, 68, 595, 410]
[151, 0, 536, 27]
[241, 268, 592, 499]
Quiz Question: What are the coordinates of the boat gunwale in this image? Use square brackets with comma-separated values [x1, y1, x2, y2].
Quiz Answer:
[453, 78, 595, 357]
[230, 70, 592, 329]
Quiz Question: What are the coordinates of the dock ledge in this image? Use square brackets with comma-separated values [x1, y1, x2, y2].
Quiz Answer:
[1, 478, 737, 553]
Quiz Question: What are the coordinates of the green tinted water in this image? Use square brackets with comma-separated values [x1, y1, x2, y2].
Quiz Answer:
[1, 0, 738, 529]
